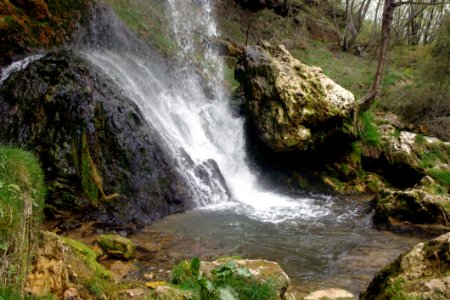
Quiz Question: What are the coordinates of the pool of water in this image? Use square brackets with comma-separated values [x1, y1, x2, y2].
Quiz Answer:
[131, 195, 422, 296]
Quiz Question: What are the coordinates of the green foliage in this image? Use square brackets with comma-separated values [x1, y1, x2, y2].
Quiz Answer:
[358, 112, 381, 147]
[170, 258, 278, 300]
[0, 146, 46, 294]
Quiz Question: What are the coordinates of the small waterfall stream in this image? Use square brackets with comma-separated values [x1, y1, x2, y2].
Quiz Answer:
[84, 0, 333, 223]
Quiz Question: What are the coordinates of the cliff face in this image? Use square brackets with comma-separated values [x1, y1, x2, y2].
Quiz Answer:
[0, 51, 194, 226]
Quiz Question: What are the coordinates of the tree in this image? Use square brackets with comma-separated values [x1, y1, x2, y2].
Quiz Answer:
[357, 0, 447, 112]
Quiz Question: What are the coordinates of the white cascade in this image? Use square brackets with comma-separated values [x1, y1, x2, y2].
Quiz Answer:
[84, 1, 332, 223]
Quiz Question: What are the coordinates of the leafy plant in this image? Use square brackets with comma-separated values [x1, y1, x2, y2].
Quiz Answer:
[170, 258, 277, 300]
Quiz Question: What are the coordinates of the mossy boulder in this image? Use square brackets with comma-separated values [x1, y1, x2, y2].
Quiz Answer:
[361, 232, 450, 299]
[97, 234, 135, 260]
[372, 183, 450, 234]
[235, 41, 355, 153]
[0, 50, 193, 226]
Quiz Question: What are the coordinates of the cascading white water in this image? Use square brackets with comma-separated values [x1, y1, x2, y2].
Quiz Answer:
[0, 54, 44, 84]
[85, 1, 333, 223]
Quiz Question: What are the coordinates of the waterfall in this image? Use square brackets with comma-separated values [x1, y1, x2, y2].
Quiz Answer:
[84, 1, 332, 223]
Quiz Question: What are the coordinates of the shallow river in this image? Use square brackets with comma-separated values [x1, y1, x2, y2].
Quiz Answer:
[130, 195, 423, 296]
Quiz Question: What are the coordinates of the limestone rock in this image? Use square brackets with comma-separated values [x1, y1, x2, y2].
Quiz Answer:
[201, 258, 290, 298]
[63, 288, 80, 300]
[236, 41, 355, 153]
[25, 231, 112, 299]
[97, 234, 135, 260]
[304, 288, 356, 300]
[361, 232, 450, 299]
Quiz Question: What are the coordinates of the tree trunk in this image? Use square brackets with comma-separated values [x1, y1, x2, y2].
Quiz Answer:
[357, 0, 396, 111]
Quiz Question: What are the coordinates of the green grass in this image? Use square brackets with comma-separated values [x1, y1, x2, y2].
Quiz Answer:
[0, 288, 54, 300]
[0, 146, 46, 295]
[426, 169, 450, 188]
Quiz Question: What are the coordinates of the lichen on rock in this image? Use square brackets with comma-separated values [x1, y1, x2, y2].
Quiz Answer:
[236, 40, 355, 153]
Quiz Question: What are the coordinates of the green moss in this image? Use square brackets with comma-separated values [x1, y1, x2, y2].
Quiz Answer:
[358, 112, 381, 147]
[97, 234, 135, 260]
[80, 133, 100, 204]
[61, 237, 111, 280]
[0, 146, 46, 294]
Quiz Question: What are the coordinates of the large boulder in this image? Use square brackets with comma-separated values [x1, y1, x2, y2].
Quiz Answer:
[0, 50, 193, 226]
[236, 41, 355, 153]
[361, 232, 450, 299]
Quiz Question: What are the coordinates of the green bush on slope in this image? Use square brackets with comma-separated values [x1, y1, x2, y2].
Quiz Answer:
[0, 146, 45, 295]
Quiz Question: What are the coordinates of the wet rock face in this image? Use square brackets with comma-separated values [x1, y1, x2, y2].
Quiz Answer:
[236, 41, 355, 153]
[361, 233, 450, 300]
[0, 50, 193, 225]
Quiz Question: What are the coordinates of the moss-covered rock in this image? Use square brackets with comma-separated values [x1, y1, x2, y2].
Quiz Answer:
[25, 231, 112, 299]
[0, 50, 193, 226]
[236, 41, 355, 153]
[372, 183, 450, 235]
[361, 232, 450, 300]
[97, 234, 135, 260]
